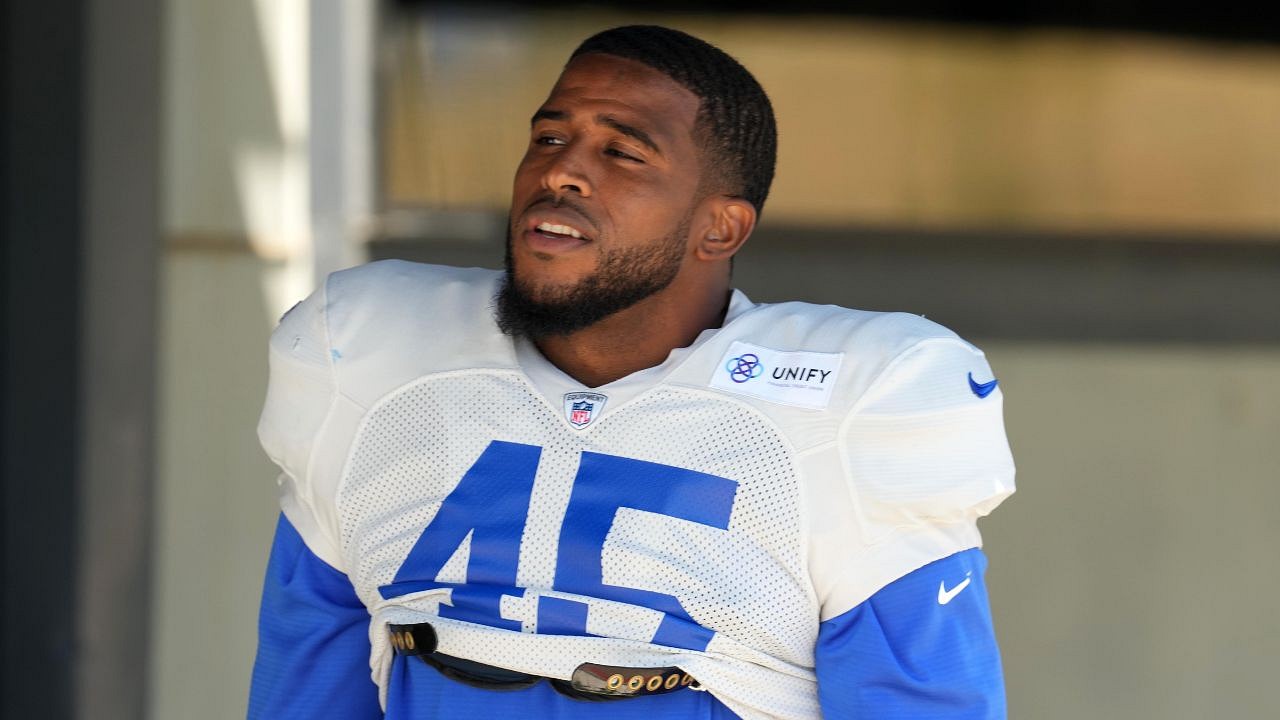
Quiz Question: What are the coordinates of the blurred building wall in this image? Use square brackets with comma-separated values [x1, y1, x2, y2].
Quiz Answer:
[153, 0, 374, 714]
[151, 1, 320, 717]
[147, 5, 1280, 720]
[982, 343, 1280, 718]
[382, 12, 1280, 236]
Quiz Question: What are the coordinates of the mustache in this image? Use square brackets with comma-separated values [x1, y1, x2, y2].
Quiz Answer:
[522, 194, 601, 236]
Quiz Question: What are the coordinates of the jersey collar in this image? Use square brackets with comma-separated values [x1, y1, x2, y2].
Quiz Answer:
[514, 289, 756, 426]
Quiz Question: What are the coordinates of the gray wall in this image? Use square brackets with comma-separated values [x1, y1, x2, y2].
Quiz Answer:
[984, 343, 1280, 718]
[150, 251, 283, 719]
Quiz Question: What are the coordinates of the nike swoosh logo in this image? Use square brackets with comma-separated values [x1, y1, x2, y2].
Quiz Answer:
[968, 372, 998, 399]
[937, 574, 972, 605]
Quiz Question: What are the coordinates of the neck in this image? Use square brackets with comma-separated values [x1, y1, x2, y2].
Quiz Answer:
[533, 275, 731, 388]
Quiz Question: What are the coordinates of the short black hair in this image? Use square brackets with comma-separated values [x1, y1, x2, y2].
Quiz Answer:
[570, 25, 778, 215]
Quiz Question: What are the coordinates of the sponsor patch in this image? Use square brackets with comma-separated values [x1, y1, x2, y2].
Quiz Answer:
[563, 391, 607, 428]
[710, 341, 843, 409]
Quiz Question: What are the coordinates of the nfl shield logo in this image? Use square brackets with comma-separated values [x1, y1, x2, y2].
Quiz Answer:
[563, 391, 607, 429]
[570, 401, 593, 426]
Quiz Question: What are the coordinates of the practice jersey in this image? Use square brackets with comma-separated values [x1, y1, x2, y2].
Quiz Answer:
[256, 260, 1016, 719]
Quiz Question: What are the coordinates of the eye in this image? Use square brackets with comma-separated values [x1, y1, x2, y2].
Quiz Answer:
[605, 147, 643, 163]
[534, 135, 566, 146]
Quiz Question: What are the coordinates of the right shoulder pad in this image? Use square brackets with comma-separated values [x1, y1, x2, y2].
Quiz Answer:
[259, 282, 334, 486]
[257, 280, 342, 564]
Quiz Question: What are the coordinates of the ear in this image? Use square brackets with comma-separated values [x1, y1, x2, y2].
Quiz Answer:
[693, 197, 757, 262]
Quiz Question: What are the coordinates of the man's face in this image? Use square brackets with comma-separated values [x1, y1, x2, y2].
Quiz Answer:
[499, 53, 705, 338]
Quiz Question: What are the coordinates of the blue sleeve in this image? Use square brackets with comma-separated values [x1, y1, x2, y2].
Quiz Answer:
[248, 514, 383, 720]
[815, 548, 1006, 718]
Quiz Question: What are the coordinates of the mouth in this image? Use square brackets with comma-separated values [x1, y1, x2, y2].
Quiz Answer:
[533, 221, 589, 241]
[519, 209, 597, 255]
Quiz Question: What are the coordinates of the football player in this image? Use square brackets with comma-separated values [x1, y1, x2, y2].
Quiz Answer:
[249, 25, 1015, 719]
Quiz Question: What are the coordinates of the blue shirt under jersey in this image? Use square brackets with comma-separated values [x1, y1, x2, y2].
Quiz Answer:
[249, 515, 1005, 719]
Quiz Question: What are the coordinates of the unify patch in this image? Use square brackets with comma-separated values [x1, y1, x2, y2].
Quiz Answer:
[709, 341, 843, 409]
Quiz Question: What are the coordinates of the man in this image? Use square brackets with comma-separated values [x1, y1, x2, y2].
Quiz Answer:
[249, 25, 1015, 719]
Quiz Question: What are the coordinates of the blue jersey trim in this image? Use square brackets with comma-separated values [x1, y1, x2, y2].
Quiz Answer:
[816, 548, 1007, 718]
[249, 519, 1004, 719]
[248, 514, 381, 720]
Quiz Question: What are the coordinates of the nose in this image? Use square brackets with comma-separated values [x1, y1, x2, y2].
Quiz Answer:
[541, 145, 593, 199]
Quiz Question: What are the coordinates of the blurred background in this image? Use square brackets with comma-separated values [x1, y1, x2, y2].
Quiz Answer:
[3, 1, 1278, 718]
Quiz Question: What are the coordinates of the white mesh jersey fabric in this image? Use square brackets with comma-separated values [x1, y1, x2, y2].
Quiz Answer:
[339, 372, 818, 719]
[256, 260, 1016, 720]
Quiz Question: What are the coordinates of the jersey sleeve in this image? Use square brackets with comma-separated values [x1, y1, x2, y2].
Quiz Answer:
[822, 336, 1015, 618]
[248, 514, 382, 720]
[815, 548, 1006, 718]
[257, 280, 345, 568]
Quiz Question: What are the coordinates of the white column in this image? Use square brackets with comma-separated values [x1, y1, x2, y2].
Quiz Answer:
[309, 0, 375, 284]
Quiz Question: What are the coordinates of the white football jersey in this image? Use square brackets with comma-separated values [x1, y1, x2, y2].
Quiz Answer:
[258, 260, 1015, 719]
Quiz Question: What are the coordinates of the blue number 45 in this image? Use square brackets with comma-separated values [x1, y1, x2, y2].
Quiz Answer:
[378, 440, 738, 652]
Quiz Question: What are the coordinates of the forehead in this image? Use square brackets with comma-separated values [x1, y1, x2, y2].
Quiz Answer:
[542, 54, 701, 139]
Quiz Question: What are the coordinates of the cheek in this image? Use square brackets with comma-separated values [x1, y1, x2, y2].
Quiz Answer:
[614, 163, 699, 212]
[609, 183, 692, 235]
[512, 156, 540, 193]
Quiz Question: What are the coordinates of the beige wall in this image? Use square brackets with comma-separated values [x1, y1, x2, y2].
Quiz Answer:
[384, 11, 1280, 237]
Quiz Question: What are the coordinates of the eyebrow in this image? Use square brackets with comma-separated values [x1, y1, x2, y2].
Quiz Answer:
[530, 108, 567, 125]
[530, 109, 663, 155]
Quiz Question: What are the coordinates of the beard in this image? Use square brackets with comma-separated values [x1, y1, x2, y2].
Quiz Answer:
[495, 215, 691, 340]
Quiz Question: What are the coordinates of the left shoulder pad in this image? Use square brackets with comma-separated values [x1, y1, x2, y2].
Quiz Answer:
[841, 336, 1015, 533]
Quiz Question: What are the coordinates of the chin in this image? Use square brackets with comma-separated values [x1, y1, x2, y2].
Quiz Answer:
[514, 277, 576, 307]
[513, 258, 594, 294]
